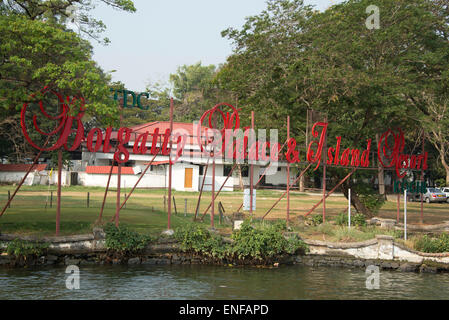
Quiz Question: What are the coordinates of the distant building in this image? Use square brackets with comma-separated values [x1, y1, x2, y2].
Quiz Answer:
[77, 121, 294, 191]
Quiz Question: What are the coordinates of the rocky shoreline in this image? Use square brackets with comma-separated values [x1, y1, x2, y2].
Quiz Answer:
[1, 231, 449, 273]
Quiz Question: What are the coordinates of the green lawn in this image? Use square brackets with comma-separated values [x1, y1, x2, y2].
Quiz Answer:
[0, 185, 447, 237]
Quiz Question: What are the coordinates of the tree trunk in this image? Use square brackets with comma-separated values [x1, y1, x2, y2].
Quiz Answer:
[299, 175, 305, 192]
[342, 180, 374, 218]
[376, 134, 386, 200]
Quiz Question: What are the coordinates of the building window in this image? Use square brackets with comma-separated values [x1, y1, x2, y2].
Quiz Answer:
[241, 166, 249, 178]
[224, 165, 233, 177]
[199, 166, 204, 176]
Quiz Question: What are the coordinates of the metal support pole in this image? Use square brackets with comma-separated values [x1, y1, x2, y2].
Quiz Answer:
[397, 190, 400, 223]
[167, 97, 174, 230]
[421, 134, 425, 224]
[50, 191, 53, 208]
[87, 192, 90, 208]
[211, 150, 215, 229]
[404, 189, 407, 241]
[194, 158, 210, 221]
[115, 162, 121, 227]
[250, 111, 254, 216]
[7, 191, 10, 208]
[287, 116, 290, 226]
[236, 139, 289, 213]
[120, 153, 158, 210]
[322, 115, 327, 223]
[56, 148, 62, 236]
[200, 163, 237, 220]
[184, 198, 187, 217]
[348, 188, 351, 229]
[98, 157, 115, 222]
[0, 137, 49, 217]
[304, 168, 356, 217]
[262, 163, 312, 220]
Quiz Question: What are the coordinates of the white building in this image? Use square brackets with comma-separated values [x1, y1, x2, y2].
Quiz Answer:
[77, 121, 294, 192]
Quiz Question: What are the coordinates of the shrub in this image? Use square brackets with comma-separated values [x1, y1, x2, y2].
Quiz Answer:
[335, 212, 349, 226]
[104, 223, 152, 255]
[415, 234, 449, 253]
[174, 220, 309, 262]
[309, 214, 323, 226]
[174, 223, 227, 259]
[231, 220, 308, 261]
[6, 239, 49, 258]
[335, 212, 366, 227]
[352, 213, 367, 227]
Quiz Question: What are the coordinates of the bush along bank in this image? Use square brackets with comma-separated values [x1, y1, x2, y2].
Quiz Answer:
[0, 221, 309, 267]
[173, 220, 309, 265]
[2, 222, 449, 272]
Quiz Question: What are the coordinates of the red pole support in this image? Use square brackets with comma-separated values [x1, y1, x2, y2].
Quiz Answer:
[235, 139, 289, 213]
[262, 163, 312, 220]
[115, 162, 121, 227]
[287, 116, 290, 226]
[421, 134, 425, 224]
[397, 191, 400, 223]
[167, 97, 174, 230]
[194, 158, 210, 221]
[0, 136, 50, 217]
[200, 163, 237, 220]
[120, 152, 158, 210]
[304, 168, 356, 217]
[322, 115, 327, 223]
[211, 149, 215, 229]
[98, 157, 115, 222]
[250, 111, 255, 216]
[56, 148, 62, 236]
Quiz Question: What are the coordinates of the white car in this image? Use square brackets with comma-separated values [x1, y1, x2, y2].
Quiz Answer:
[440, 187, 449, 203]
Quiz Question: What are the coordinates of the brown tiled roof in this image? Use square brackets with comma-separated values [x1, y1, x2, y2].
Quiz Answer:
[0, 164, 47, 172]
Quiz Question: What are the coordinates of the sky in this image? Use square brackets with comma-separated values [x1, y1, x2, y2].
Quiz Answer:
[90, 0, 343, 92]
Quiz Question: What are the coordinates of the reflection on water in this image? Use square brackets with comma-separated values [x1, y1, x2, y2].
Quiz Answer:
[0, 264, 448, 300]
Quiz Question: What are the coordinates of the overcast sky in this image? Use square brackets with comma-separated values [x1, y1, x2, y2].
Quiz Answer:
[90, 0, 343, 92]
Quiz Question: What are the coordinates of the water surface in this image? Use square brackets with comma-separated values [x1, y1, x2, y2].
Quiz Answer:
[1, 265, 448, 300]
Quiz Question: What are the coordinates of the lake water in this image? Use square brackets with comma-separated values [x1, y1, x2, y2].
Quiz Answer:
[1, 264, 448, 300]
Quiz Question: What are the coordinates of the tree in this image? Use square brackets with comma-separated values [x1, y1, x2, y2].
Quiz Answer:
[0, 0, 137, 162]
[219, 0, 449, 217]
[0, 0, 136, 43]
[169, 62, 219, 122]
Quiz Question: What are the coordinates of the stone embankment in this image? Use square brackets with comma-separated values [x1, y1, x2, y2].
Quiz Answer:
[1, 230, 449, 273]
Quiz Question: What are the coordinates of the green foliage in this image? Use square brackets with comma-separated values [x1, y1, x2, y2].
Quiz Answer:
[0, 1, 137, 161]
[174, 223, 227, 259]
[415, 234, 449, 253]
[1, 0, 136, 44]
[435, 179, 446, 189]
[6, 239, 49, 258]
[174, 220, 308, 262]
[219, 0, 449, 196]
[352, 213, 367, 227]
[309, 214, 323, 226]
[230, 220, 308, 261]
[335, 212, 366, 227]
[104, 223, 152, 255]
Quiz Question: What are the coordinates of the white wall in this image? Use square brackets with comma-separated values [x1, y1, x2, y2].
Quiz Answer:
[0, 170, 69, 186]
[78, 171, 166, 189]
[167, 163, 199, 192]
[200, 175, 234, 192]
